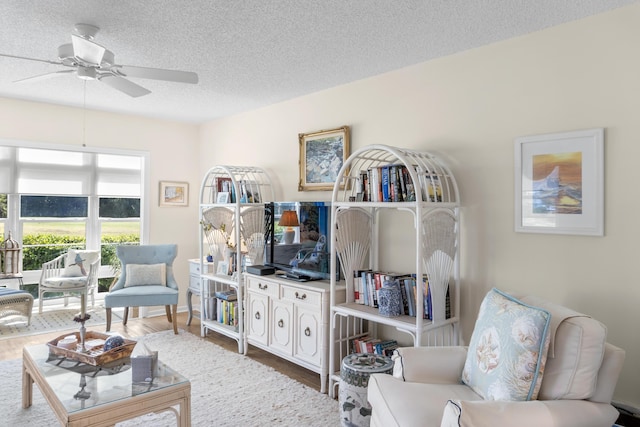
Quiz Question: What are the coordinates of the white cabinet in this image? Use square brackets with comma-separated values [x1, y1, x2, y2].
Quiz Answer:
[245, 273, 345, 394]
[328, 144, 461, 397]
[199, 166, 274, 353]
[186, 259, 214, 325]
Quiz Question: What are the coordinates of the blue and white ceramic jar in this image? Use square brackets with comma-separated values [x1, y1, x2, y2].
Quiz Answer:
[377, 279, 402, 317]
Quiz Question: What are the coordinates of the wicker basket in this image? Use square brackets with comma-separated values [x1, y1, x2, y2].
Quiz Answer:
[47, 331, 136, 366]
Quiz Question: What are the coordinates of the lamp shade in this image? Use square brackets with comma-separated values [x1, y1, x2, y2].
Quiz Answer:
[278, 210, 300, 227]
[279, 210, 299, 245]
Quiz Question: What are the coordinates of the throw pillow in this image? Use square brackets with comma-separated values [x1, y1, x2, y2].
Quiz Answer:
[62, 249, 100, 277]
[124, 263, 167, 287]
[461, 288, 551, 401]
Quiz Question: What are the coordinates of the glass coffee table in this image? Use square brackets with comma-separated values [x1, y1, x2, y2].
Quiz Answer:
[22, 344, 191, 426]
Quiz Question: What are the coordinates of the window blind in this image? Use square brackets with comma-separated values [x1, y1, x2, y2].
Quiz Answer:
[0, 146, 142, 197]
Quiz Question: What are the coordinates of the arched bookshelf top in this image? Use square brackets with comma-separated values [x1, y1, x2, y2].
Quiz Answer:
[331, 144, 459, 207]
[199, 165, 275, 206]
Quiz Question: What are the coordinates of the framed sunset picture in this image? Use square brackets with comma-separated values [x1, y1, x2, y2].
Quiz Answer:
[514, 128, 604, 236]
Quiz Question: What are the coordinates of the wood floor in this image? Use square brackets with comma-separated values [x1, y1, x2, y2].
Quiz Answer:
[0, 311, 323, 392]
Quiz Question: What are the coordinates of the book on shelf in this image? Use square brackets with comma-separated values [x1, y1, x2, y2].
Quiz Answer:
[205, 296, 217, 321]
[216, 299, 239, 329]
[361, 164, 431, 203]
[353, 269, 371, 304]
[351, 335, 398, 356]
[381, 166, 390, 202]
[422, 174, 442, 202]
[215, 177, 235, 203]
[403, 277, 416, 316]
[215, 289, 237, 301]
[389, 165, 400, 202]
[358, 170, 369, 202]
[412, 274, 451, 320]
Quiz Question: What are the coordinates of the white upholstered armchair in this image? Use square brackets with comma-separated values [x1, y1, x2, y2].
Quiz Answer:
[367, 289, 625, 427]
[38, 249, 100, 314]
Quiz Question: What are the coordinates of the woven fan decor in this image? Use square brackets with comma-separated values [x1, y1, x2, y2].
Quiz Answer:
[240, 206, 266, 266]
[202, 207, 234, 261]
[421, 208, 456, 322]
[335, 208, 372, 291]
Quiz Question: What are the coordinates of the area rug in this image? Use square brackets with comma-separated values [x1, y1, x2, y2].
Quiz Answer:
[0, 305, 118, 339]
[3, 329, 340, 426]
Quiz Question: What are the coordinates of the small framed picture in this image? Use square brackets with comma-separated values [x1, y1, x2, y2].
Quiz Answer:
[159, 181, 189, 207]
[216, 192, 230, 204]
[217, 261, 229, 275]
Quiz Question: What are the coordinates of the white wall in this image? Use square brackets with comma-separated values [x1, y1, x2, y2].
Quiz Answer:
[199, 4, 640, 408]
[0, 97, 201, 307]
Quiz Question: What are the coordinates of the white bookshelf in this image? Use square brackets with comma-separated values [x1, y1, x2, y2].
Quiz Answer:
[328, 144, 461, 397]
[198, 165, 274, 353]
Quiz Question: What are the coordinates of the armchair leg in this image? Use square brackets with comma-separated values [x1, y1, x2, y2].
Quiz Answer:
[171, 304, 178, 334]
[106, 308, 112, 331]
[165, 305, 172, 322]
[123, 307, 129, 325]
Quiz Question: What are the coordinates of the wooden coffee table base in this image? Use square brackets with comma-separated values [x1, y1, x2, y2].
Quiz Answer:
[23, 348, 191, 427]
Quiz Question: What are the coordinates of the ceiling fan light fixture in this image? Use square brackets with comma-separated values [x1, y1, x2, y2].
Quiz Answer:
[58, 43, 74, 65]
[77, 66, 96, 80]
[74, 23, 100, 40]
[101, 50, 115, 67]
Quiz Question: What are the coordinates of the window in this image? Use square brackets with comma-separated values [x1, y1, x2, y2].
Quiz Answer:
[0, 142, 148, 292]
[21, 196, 89, 273]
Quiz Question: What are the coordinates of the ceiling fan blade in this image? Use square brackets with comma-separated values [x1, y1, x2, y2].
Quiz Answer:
[114, 65, 198, 84]
[0, 52, 62, 66]
[14, 69, 74, 83]
[98, 74, 151, 98]
[72, 34, 106, 66]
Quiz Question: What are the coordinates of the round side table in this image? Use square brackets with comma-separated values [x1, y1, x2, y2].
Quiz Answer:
[339, 353, 394, 427]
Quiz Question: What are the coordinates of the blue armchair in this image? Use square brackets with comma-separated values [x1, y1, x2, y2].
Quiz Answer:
[105, 244, 180, 334]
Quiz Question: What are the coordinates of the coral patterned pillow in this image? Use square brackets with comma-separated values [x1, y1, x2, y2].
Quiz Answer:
[462, 288, 551, 401]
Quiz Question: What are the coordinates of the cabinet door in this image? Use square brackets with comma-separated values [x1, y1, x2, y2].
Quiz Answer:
[247, 292, 269, 345]
[294, 305, 322, 365]
[270, 299, 293, 354]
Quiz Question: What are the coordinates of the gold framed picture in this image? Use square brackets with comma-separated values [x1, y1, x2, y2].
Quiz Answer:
[298, 125, 350, 191]
[159, 181, 189, 207]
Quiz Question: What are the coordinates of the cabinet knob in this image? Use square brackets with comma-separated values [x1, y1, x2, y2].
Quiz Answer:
[258, 283, 268, 290]
[304, 327, 311, 337]
[278, 319, 284, 328]
[255, 312, 261, 320]
[295, 292, 307, 300]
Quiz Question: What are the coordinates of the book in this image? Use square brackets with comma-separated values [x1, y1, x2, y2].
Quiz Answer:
[359, 270, 371, 305]
[404, 167, 416, 201]
[390, 165, 401, 202]
[374, 339, 398, 356]
[398, 165, 408, 202]
[215, 289, 237, 301]
[355, 269, 370, 304]
[381, 166, 390, 202]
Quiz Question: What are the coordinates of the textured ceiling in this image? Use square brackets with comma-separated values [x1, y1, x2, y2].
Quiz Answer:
[0, 0, 636, 123]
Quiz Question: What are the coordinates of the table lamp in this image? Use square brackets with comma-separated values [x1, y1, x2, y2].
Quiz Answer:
[278, 210, 299, 245]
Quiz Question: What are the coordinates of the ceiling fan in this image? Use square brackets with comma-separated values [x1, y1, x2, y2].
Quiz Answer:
[0, 23, 198, 97]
